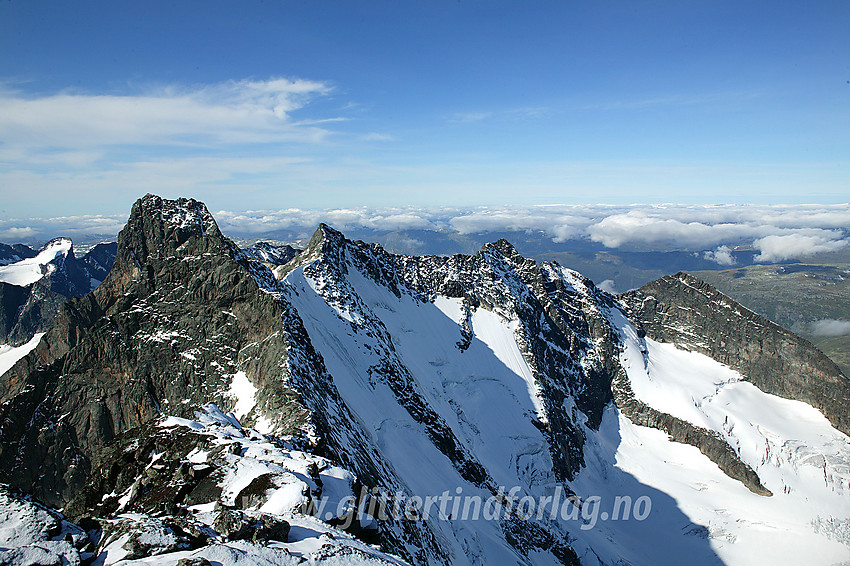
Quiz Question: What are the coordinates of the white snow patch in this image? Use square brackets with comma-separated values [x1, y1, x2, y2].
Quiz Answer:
[226, 370, 257, 420]
[0, 333, 43, 378]
[0, 239, 71, 287]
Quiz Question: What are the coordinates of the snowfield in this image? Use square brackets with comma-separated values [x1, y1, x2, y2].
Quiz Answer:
[0, 238, 71, 287]
[602, 309, 850, 565]
[0, 333, 43, 378]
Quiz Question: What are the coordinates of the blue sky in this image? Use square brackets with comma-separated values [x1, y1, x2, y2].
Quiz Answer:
[1, 1, 848, 219]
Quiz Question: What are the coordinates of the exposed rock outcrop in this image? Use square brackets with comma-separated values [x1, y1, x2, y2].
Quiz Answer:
[621, 271, 850, 435]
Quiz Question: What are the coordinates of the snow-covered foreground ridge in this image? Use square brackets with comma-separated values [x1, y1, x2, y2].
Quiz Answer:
[1, 195, 849, 566]
[0, 404, 408, 566]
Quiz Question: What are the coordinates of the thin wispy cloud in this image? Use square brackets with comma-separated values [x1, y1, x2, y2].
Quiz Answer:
[361, 132, 395, 141]
[0, 78, 336, 154]
[448, 106, 551, 124]
[448, 111, 493, 123]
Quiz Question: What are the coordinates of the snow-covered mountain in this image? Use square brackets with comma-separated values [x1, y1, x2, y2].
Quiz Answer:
[241, 241, 301, 266]
[0, 238, 73, 287]
[1, 195, 848, 566]
[0, 238, 117, 347]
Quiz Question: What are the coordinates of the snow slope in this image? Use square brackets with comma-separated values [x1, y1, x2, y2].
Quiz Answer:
[0, 238, 71, 287]
[602, 309, 850, 565]
[283, 253, 567, 565]
[0, 333, 43, 378]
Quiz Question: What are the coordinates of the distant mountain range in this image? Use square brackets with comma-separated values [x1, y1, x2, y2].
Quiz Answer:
[0, 195, 848, 565]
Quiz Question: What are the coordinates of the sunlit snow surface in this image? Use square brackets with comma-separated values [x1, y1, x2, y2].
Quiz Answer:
[0, 333, 43, 378]
[594, 309, 850, 565]
[285, 258, 563, 565]
[0, 238, 71, 286]
[91, 405, 407, 566]
[283, 249, 850, 565]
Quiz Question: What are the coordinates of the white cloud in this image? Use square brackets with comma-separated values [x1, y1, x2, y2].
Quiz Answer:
[0, 78, 335, 152]
[448, 208, 596, 240]
[0, 215, 126, 243]
[597, 279, 618, 294]
[212, 206, 448, 238]
[753, 233, 849, 263]
[587, 211, 756, 248]
[4, 203, 849, 263]
[582, 206, 850, 256]
[703, 245, 736, 266]
[0, 226, 36, 241]
[810, 319, 850, 338]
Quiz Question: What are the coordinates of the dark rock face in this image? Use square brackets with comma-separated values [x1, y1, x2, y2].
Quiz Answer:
[0, 282, 31, 340]
[0, 195, 308, 506]
[3, 277, 68, 347]
[78, 242, 117, 285]
[620, 271, 850, 435]
[63, 421, 215, 521]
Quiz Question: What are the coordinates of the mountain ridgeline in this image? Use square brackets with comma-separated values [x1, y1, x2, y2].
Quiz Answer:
[0, 239, 116, 346]
[1, 195, 848, 566]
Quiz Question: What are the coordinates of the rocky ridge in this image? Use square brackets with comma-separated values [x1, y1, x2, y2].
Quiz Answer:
[621, 272, 850, 435]
[1, 195, 848, 565]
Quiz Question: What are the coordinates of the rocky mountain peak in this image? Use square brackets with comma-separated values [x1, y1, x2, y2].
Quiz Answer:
[117, 195, 225, 267]
[0, 195, 311, 505]
[621, 271, 850, 435]
[300, 222, 347, 260]
[481, 237, 520, 259]
[3, 195, 850, 566]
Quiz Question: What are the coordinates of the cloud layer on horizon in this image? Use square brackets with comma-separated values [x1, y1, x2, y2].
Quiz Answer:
[3, 203, 849, 263]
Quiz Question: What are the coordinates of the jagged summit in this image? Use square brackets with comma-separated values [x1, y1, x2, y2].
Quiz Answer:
[117, 194, 226, 266]
[2, 195, 849, 566]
